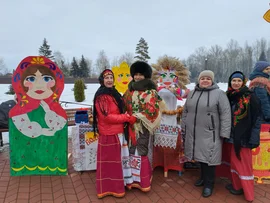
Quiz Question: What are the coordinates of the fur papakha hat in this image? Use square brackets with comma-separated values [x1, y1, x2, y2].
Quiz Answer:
[130, 61, 152, 79]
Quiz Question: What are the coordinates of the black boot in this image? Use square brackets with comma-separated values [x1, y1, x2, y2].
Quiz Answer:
[229, 187, 244, 195]
[225, 183, 233, 190]
[194, 179, 204, 187]
[202, 187, 213, 197]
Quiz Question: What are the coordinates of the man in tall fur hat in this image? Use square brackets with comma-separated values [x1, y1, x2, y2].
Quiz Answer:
[123, 61, 166, 192]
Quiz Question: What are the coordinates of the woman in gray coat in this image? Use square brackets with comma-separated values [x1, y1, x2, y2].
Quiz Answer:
[181, 70, 231, 198]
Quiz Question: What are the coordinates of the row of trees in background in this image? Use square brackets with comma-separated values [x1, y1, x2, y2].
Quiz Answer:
[1, 37, 269, 82]
[184, 38, 270, 82]
[0, 37, 151, 77]
[37, 37, 151, 78]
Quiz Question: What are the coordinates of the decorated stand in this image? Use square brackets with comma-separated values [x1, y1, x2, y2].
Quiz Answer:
[72, 123, 98, 171]
[252, 124, 270, 184]
[71, 110, 98, 172]
[151, 55, 189, 177]
[9, 56, 68, 176]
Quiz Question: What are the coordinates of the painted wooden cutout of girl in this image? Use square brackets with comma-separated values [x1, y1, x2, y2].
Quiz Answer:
[9, 56, 68, 176]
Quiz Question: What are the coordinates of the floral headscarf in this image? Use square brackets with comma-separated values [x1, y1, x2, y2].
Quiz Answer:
[9, 56, 66, 118]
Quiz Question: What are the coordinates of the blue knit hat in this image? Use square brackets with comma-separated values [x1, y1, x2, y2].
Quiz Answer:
[254, 61, 270, 72]
[228, 71, 247, 88]
[231, 72, 244, 80]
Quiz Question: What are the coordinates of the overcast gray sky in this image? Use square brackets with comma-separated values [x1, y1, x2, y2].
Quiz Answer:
[0, 0, 269, 71]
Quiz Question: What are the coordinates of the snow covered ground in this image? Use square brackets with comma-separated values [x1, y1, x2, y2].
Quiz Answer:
[0, 82, 229, 144]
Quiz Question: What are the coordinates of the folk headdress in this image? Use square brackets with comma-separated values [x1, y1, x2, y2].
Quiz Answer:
[98, 69, 114, 86]
[151, 55, 190, 89]
[9, 56, 66, 118]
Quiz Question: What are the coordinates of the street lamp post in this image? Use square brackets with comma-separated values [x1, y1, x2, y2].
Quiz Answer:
[204, 58, 208, 70]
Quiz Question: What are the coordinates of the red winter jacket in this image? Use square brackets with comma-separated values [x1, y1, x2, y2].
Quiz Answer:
[95, 95, 130, 135]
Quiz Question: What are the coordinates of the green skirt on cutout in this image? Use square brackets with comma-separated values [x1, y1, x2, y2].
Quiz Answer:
[9, 106, 68, 176]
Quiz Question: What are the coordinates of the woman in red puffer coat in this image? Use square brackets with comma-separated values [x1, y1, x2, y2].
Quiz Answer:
[93, 69, 136, 199]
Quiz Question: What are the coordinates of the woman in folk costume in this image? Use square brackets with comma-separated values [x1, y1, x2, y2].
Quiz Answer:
[93, 69, 136, 198]
[151, 56, 190, 177]
[249, 61, 270, 184]
[217, 71, 260, 202]
[123, 61, 165, 192]
[9, 56, 68, 176]
[181, 70, 231, 197]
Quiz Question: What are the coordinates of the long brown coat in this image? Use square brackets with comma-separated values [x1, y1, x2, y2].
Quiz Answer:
[181, 84, 231, 165]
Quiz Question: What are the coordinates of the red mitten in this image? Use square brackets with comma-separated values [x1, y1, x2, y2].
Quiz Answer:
[128, 116, 137, 125]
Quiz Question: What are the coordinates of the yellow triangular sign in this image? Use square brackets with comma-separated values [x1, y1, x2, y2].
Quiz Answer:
[263, 9, 270, 23]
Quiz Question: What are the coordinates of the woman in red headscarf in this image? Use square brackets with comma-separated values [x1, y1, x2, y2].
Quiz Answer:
[93, 69, 136, 198]
[9, 56, 67, 176]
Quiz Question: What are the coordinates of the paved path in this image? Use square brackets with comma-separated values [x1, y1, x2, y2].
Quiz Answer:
[0, 144, 269, 203]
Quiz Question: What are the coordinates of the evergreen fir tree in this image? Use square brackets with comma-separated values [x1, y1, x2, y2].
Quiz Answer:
[79, 55, 89, 78]
[39, 38, 54, 60]
[134, 37, 151, 62]
[59, 60, 70, 77]
[259, 50, 268, 61]
[70, 57, 80, 78]
[74, 79, 85, 102]
[5, 84, 15, 95]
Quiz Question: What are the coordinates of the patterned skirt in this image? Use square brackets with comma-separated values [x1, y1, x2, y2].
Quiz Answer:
[96, 133, 132, 198]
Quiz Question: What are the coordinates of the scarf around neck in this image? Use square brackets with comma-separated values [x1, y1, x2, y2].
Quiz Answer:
[226, 86, 252, 159]
[128, 79, 157, 91]
[226, 86, 251, 126]
[249, 76, 270, 95]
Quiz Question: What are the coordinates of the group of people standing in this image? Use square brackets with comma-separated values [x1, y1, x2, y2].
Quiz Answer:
[93, 61, 165, 198]
[92, 60, 270, 202]
[182, 61, 270, 202]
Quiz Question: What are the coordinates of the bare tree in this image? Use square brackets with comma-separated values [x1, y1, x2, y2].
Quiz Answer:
[53, 51, 70, 77]
[85, 58, 93, 77]
[194, 47, 208, 71]
[185, 46, 208, 81]
[111, 52, 134, 67]
[242, 42, 253, 76]
[208, 45, 223, 82]
[95, 50, 110, 75]
[53, 51, 64, 65]
[253, 38, 267, 61]
[111, 56, 119, 67]
[0, 57, 8, 75]
[183, 38, 270, 82]
[223, 39, 242, 78]
[118, 52, 134, 66]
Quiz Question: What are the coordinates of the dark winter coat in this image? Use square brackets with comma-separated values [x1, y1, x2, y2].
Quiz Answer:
[0, 100, 16, 128]
[181, 83, 231, 166]
[227, 71, 261, 158]
[249, 71, 270, 124]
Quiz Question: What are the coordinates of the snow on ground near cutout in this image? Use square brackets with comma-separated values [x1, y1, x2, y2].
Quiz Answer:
[0, 83, 229, 144]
